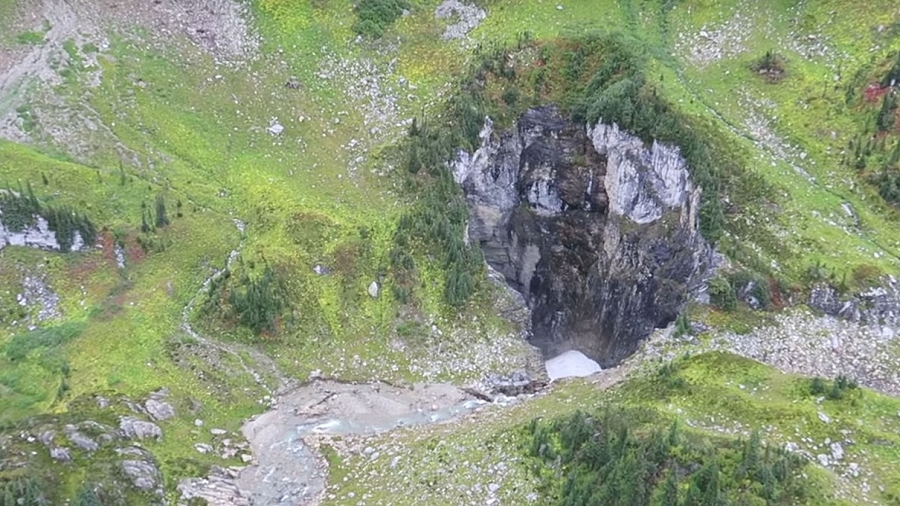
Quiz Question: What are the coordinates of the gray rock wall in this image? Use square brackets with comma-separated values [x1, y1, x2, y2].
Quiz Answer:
[808, 276, 900, 329]
[454, 105, 713, 367]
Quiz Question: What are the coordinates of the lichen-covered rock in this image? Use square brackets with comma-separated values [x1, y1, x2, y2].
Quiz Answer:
[121, 459, 161, 492]
[454, 106, 712, 366]
[144, 399, 175, 421]
[808, 275, 900, 328]
[435, 0, 486, 40]
[118, 416, 163, 440]
[178, 466, 252, 506]
[67, 431, 99, 452]
[49, 446, 71, 462]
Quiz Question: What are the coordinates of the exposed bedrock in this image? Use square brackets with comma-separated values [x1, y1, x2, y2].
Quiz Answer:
[454, 105, 714, 367]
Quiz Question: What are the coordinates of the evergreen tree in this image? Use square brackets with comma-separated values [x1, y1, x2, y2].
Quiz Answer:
[75, 483, 102, 506]
[876, 92, 897, 132]
[155, 195, 169, 228]
[659, 470, 679, 506]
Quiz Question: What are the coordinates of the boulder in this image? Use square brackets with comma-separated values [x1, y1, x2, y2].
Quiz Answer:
[50, 447, 71, 462]
[144, 399, 175, 421]
[121, 459, 161, 492]
[68, 432, 99, 452]
[119, 417, 163, 440]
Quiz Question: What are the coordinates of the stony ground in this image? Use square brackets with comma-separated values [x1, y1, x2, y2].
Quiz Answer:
[633, 309, 900, 398]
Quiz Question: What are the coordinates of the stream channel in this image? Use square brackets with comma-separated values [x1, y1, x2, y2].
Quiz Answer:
[181, 221, 605, 505]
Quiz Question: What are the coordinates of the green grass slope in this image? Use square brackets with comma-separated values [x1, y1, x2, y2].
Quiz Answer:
[324, 352, 900, 505]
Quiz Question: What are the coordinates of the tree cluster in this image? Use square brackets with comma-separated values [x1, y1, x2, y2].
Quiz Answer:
[525, 407, 817, 506]
[0, 183, 96, 252]
[352, 0, 409, 38]
[203, 264, 287, 336]
[390, 61, 491, 308]
[567, 33, 725, 242]
[809, 375, 859, 401]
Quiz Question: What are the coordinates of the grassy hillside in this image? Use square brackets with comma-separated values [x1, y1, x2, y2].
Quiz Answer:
[0, 0, 899, 503]
[323, 352, 900, 505]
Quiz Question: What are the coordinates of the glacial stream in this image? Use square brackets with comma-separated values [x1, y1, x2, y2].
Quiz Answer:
[236, 382, 491, 505]
[234, 353, 603, 505]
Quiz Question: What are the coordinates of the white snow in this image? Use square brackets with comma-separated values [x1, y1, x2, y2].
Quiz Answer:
[545, 350, 602, 381]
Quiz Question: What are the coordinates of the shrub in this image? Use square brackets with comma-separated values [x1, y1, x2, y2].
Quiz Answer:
[4, 322, 87, 362]
[752, 50, 786, 81]
[0, 475, 51, 506]
[809, 377, 827, 396]
[75, 484, 102, 506]
[352, 0, 409, 38]
[827, 375, 859, 400]
[708, 276, 736, 311]
[673, 313, 692, 337]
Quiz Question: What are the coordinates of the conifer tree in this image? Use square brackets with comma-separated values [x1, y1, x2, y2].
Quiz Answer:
[155, 195, 169, 228]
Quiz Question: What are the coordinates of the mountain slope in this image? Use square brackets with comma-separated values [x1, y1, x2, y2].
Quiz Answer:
[0, 0, 899, 504]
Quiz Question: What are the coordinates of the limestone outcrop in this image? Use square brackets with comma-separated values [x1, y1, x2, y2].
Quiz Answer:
[454, 105, 713, 366]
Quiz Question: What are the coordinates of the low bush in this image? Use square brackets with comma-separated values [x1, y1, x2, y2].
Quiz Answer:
[352, 0, 409, 38]
[4, 322, 87, 362]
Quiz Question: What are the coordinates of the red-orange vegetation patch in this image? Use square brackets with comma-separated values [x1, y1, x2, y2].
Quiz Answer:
[864, 83, 891, 103]
[99, 231, 117, 264]
[767, 278, 785, 310]
[125, 235, 147, 264]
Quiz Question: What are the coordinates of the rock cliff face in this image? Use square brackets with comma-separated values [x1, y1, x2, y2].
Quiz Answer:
[454, 106, 713, 367]
[0, 214, 85, 252]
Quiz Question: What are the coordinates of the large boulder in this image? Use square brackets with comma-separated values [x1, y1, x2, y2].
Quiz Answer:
[118, 416, 163, 441]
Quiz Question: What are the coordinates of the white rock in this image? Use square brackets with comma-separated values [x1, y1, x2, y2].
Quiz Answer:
[368, 281, 379, 298]
[830, 442, 843, 460]
[588, 122, 698, 227]
[818, 411, 831, 424]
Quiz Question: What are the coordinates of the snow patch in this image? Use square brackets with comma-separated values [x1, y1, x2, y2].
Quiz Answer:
[545, 350, 602, 381]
